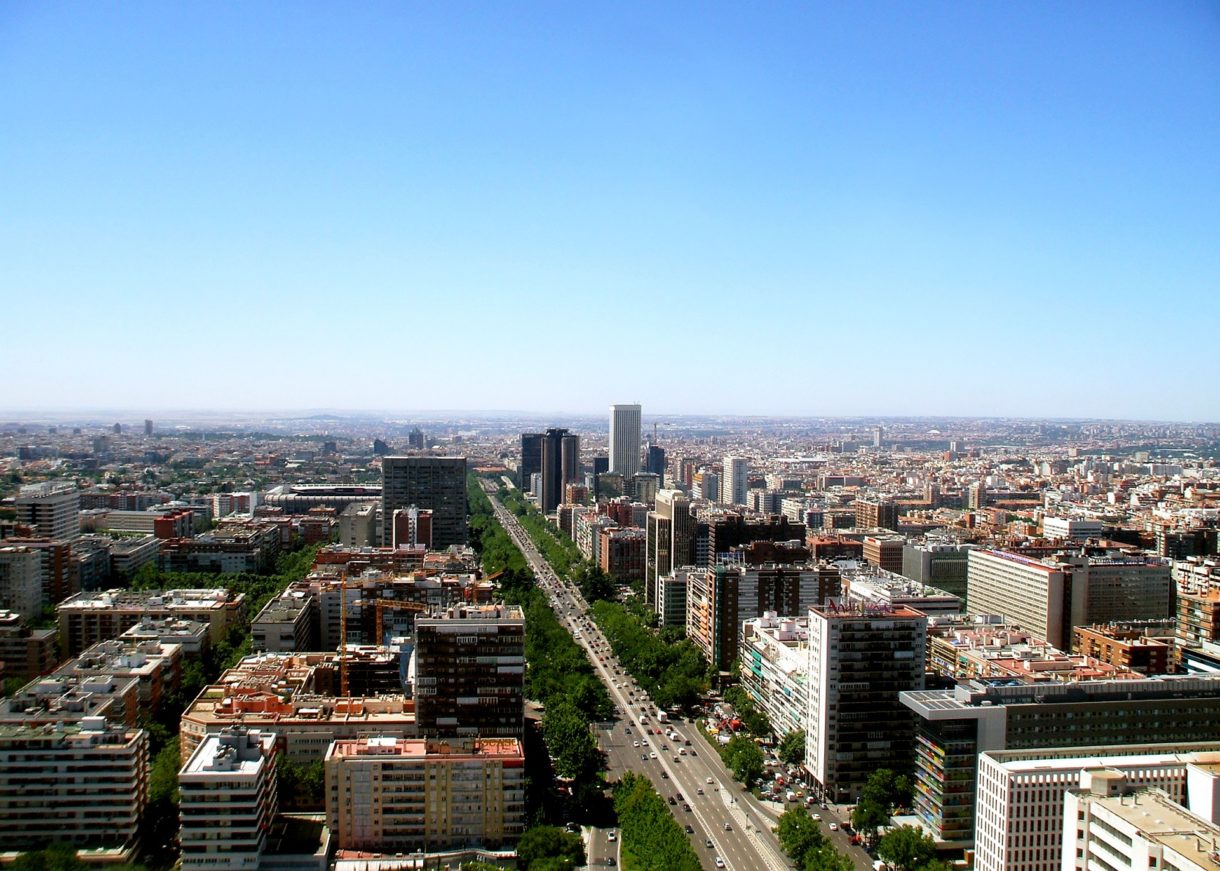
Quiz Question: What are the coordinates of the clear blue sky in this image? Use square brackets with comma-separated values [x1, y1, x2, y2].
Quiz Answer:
[3, 3, 1218, 421]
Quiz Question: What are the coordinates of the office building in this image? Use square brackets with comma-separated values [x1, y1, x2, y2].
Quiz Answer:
[646, 489, 694, 608]
[599, 526, 646, 582]
[179, 727, 278, 871]
[0, 718, 148, 861]
[382, 457, 467, 548]
[900, 675, 1220, 850]
[14, 481, 80, 541]
[692, 470, 719, 503]
[967, 549, 1174, 650]
[840, 564, 962, 617]
[975, 743, 1220, 871]
[722, 457, 749, 506]
[609, 404, 641, 478]
[1042, 516, 1105, 541]
[902, 539, 972, 603]
[805, 604, 927, 803]
[325, 737, 525, 853]
[539, 428, 570, 513]
[338, 501, 379, 547]
[0, 546, 44, 620]
[854, 497, 899, 531]
[252, 589, 319, 653]
[1064, 773, 1220, 871]
[414, 604, 524, 739]
[657, 568, 692, 628]
[519, 433, 543, 491]
[645, 443, 666, 480]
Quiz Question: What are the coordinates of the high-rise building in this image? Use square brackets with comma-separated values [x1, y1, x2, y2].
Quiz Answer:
[519, 433, 543, 491]
[645, 443, 667, 482]
[539, 428, 570, 513]
[862, 535, 906, 574]
[693, 470, 719, 503]
[561, 433, 581, 485]
[325, 737, 525, 853]
[407, 427, 426, 449]
[179, 727, 278, 871]
[14, 481, 80, 541]
[902, 539, 972, 603]
[646, 490, 694, 608]
[143, 419, 153, 436]
[609, 404, 641, 478]
[805, 603, 927, 803]
[722, 457, 748, 506]
[688, 564, 834, 672]
[414, 604, 524, 739]
[381, 457, 467, 548]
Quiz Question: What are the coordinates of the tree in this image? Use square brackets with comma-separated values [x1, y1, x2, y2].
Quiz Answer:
[516, 825, 585, 871]
[861, 768, 912, 813]
[804, 845, 855, 871]
[851, 799, 889, 841]
[877, 825, 938, 871]
[542, 699, 601, 780]
[778, 729, 806, 765]
[777, 806, 825, 864]
[723, 735, 765, 786]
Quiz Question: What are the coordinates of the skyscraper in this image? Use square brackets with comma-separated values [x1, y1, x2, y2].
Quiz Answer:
[722, 457, 748, 506]
[520, 433, 543, 490]
[609, 404, 641, 478]
[646, 489, 694, 608]
[381, 457, 467, 548]
[645, 443, 667, 480]
[539, 428, 570, 514]
[561, 434, 580, 487]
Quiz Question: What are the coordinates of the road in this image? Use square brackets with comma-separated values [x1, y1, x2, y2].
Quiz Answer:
[481, 481, 795, 871]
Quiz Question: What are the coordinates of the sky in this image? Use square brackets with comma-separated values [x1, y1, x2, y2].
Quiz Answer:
[3, 3, 1218, 421]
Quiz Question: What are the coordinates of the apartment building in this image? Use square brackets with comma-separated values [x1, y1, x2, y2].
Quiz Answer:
[325, 737, 525, 852]
[52, 637, 182, 719]
[1072, 623, 1173, 675]
[252, 588, 319, 653]
[0, 546, 44, 620]
[180, 652, 416, 763]
[179, 727, 278, 871]
[14, 481, 80, 541]
[862, 535, 906, 574]
[739, 613, 809, 739]
[805, 603, 927, 803]
[414, 604, 524, 739]
[0, 718, 148, 861]
[57, 587, 244, 656]
[0, 610, 58, 682]
[0, 672, 141, 727]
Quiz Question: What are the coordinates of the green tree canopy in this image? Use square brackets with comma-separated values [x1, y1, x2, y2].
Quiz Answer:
[516, 826, 585, 871]
[778, 729, 806, 765]
[723, 735, 765, 786]
[877, 825, 939, 871]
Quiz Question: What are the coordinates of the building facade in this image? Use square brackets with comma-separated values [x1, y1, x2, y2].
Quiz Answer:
[382, 457, 468, 549]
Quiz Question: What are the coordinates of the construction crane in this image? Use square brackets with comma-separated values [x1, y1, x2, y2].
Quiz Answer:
[374, 599, 427, 645]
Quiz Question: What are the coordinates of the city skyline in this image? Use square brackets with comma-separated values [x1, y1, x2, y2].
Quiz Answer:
[4, 4, 1218, 420]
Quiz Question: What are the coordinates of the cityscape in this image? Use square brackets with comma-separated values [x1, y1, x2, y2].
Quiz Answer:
[2, 407, 1220, 871]
[4, 3, 1219, 871]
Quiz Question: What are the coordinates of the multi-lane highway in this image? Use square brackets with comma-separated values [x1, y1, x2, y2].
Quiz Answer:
[481, 481, 794, 871]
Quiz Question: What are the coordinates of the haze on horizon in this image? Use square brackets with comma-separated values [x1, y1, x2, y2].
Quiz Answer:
[3, 3, 1217, 422]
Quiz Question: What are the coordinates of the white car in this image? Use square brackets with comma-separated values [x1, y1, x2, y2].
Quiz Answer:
[608, 831, 617, 842]
[650, 752, 657, 759]
[715, 858, 725, 869]
[829, 823, 839, 831]
[633, 741, 639, 748]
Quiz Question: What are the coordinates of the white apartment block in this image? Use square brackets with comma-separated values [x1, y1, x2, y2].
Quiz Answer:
[722, 457, 749, 506]
[974, 743, 1220, 871]
[740, 612, 808, 739]
[179, 727, 278, 871]
[0, 717, 149, 860]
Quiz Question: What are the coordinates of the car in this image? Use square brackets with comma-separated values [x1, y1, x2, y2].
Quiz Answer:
[673, 756, 680, 763]
[632, 741, 639, 748]
[684, 824, 694, 834]
[715, 858, 725, 868]
[606, 860, 616, 867]
[812, 813, 821, 821]
[668, 797, 676, 806]
[706, 777, 714, 784]
[640, 739, 648, 746]
[661, 771, 668, 779]
[650, 752, 657, 759]
[705, 840, 714, 849]
[829, 823, 839, 831]
[683, 803, 691, 812]
[607, 831, 616, 842]
[641, 754, 648, 761]
[696, 788, 704, 795]
[724, 823, 732, 831]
